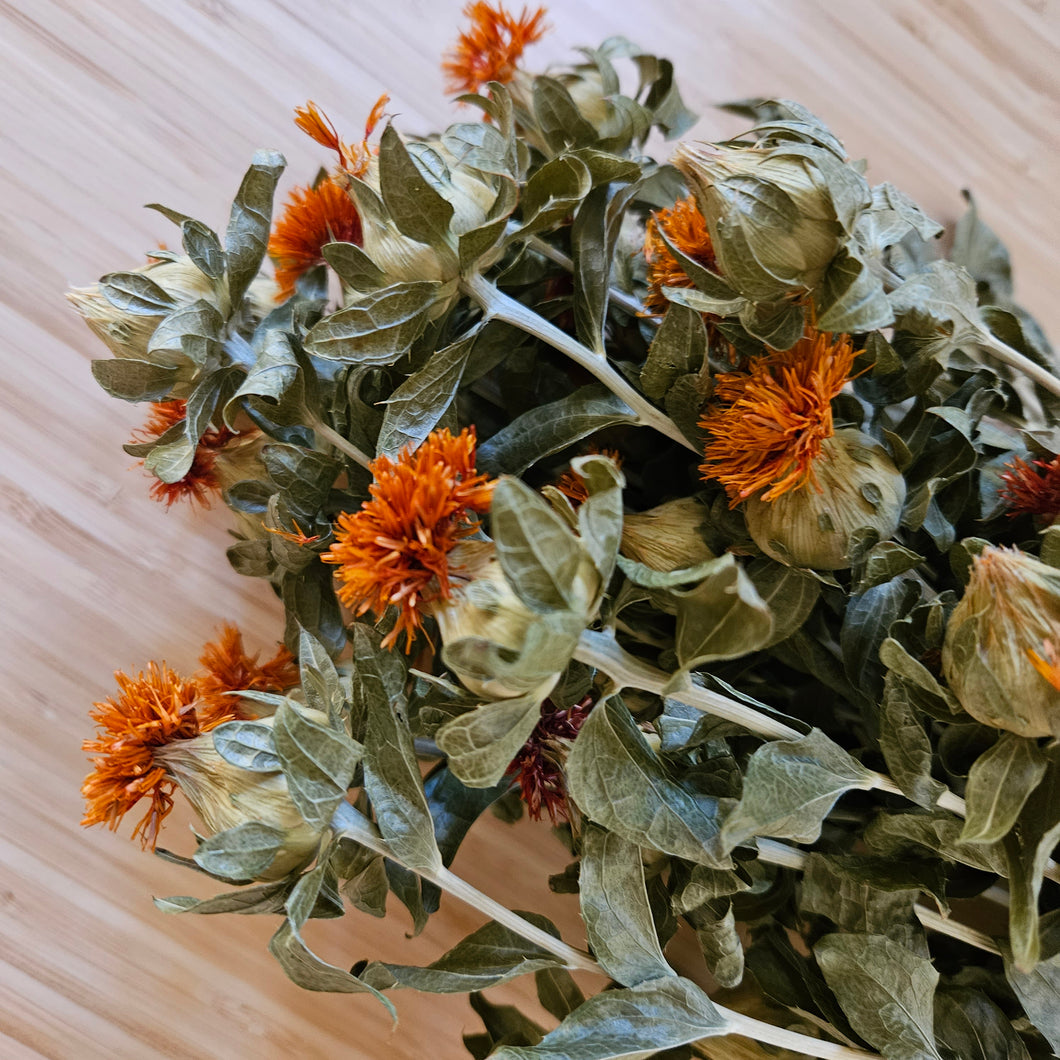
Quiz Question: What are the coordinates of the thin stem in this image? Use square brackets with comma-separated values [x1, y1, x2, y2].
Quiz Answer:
[977, 330, 1060, 400]
[330, 800, 597, 973]
[573, 629, 967, 816]
[331, 801, 881, 1059]
[311, 418, 372, 469]
[722, 1014, 879, 1060]
[461, 272, 698, 453]
[519, 231, 647, 318]
[755, 840, 1001, 954]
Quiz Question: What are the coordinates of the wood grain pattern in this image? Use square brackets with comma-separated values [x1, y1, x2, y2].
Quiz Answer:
[1, 1, 1057, 1056]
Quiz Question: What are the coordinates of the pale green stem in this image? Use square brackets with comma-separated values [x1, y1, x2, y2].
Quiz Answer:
[330, 800, 596, 972]
[460, 272, 698, 453]
[977, 329, 1060, 400]
[330, 800, 882, 1060]
[755, 840, 1001, 954]
[572, 630, 968, 815]
[310, 418, 372, 469]
[517, 230, 647, 319]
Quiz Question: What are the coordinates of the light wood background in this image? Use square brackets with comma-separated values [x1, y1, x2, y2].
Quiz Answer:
[2, 1, 1058, 1057]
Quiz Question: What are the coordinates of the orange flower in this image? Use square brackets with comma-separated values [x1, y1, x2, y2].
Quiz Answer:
[443, 2, 548, 94]
[555, 447, 622, 507]
[81, 663, 236, 848]
[293, 94, 389, 178]
[268, 177, 363, 301]
[196, 624, 299, 717]
[643, 196, 719, 315]
[1000, 453, 1060, 523]
[129, 400, 235, 508]
[323, 428, 495, 651]
[1029, 640, 1060, 691]
[700, 329, 860, 505]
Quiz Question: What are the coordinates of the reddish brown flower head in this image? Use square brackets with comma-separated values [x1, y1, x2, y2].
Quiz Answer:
[643, 196, 719, 315]
[1000, 453, 1060, 524]
[323, 428, 495, 651]
[81, 663, 236, 848]
[268, 177, 363, 301]
[129, 400, 236, 509]
[443, 2, 548, 94]
[196, 624, 299, 720]
[699, 329, 860, 506]
[507, 695, 593, 823]
[555, 447, 623, 508]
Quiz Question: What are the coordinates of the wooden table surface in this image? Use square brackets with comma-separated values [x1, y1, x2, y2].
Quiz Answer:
[2, 1, 1057, 1057]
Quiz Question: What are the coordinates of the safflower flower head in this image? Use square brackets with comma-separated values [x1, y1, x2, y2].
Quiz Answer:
[323, 427, 495, 652]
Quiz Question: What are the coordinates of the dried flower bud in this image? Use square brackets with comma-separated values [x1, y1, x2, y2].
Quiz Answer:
[744, 429, 906, 570]
[432, 541, 596, 700]
[942, 546, 1060, 738]
[68, 256, 276, 361]
[157, 713, 324, 881]
[621, 497, 716, 572]
[672, 142, 864, 300]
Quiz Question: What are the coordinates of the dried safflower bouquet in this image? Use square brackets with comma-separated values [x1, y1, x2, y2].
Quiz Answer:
[72, 5, 1060, 1057]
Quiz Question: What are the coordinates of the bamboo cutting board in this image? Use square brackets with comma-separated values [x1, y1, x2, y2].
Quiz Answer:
[1, 1, 1057, 1056]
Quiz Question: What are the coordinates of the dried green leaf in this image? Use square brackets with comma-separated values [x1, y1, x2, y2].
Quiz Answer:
[272, 699, 362, 830]
[212, 720, 282, 772]
[99, 271, 177, 315]
[815, 933, 942, 1060]
[226, 150, 285, 307]
[477, 384, 636, 477]
[491, 976, 728, 1060]
[879, 674, 946, 809]
[640, 303, 707, 402]
[961, 733, 1047, 844]
[719, 729, 876, 852]
[673, 554, 774, 671]
[580, 824, 672, 986]
[305, 282, 438, 364]
[361, 913, 564, 993]
[376, 330, 475, 458]
[566, 696, 725, 867]
[91, 358, 178, 402]
[193, 821, 286, 881]
[933, 988, 1030, 1060]
[378, 125, 455, 249]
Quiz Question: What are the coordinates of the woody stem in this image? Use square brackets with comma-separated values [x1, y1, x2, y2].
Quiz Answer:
[461, 272, 698, 453]
[330, 800, 882, 1060]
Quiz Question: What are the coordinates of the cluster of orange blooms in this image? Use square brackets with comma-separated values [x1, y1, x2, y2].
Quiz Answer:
[94, 0, 1060, 848]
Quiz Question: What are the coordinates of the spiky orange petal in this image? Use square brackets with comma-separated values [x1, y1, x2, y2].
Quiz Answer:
[81, 663, 235, 848]
[293, 94, 389, 177]
[323, 428, 495, 651]
[443, 2, 548, 94]
[1000, 453, 1060, 523]
[268, 177, 362, 301]
[1029, 641, 1060, 691]
[128, 400, 236, 509]
[196, 624, 299, 721]
[643, 196, 719, 315]
[699, 329, 860, 505]
[555, 447, 623, 507]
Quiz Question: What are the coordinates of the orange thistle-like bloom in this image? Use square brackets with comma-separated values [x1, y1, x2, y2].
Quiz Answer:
[643, 196, 719, 315]
[443, 2, 548, 94]
[1000, 453, 1060, 524]
[700, 329, 860, 505]
[323, 428, 495, 651]
[268, 177, 363, 301]
[1029, 640, 1060, 691]
[129, 400, 235, 508]
[81, 663, 236, 848]
[195, 624, 299, 718]
[555, 447, 623, 507]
